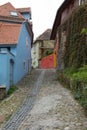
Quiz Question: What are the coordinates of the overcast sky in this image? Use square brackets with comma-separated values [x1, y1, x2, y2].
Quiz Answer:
[0, 0, 64, 40]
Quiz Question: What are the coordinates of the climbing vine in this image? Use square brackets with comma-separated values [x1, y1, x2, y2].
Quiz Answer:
[58, 5, 87, 69]
[57, 5, 87, 114]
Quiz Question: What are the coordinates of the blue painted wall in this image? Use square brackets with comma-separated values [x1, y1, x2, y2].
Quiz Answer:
[13, 22, 31, 84]
[0, 22, 32, 91]
[0, 51, 14, 91]
[22, 13, 31, 20]
[10, 47, 17, 56]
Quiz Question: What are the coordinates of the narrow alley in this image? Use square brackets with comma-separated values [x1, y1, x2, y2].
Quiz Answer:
[0, 69, 87, 130]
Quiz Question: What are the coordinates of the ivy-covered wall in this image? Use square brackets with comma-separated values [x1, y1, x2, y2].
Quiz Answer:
[57, 5, 87, 71]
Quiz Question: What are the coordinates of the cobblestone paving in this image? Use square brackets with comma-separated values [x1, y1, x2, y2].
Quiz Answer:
[1, 69, 87, 130]
[0, 69, 41, 128]
[1, 69, 45, 130]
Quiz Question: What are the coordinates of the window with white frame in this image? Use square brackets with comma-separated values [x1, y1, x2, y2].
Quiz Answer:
[10, 11, 18, 17]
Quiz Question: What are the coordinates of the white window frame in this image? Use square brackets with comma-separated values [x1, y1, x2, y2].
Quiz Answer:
[10, 11, 18, 17]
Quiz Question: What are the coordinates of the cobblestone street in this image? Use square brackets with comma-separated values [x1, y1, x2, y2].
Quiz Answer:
[0, 69, 87, 130]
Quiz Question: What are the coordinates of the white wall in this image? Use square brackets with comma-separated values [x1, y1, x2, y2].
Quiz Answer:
[31, 43, 39, 68]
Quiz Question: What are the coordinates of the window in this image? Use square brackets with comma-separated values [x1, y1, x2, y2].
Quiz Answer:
[10, 11, 18, 17]
[0, 48, 8, 52]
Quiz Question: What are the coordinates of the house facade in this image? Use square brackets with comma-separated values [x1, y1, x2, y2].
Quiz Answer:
[16, 7, 32, 23]
[31, 29, 54, 68]
[50, 0, 87, 71]
[31, 42, 39, 68]
[0, 3, 33, 92]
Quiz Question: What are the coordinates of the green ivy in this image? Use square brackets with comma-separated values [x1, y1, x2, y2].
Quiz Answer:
[61, 66, 87, 114]
[7, 86, 18, 96]
[58, 5, 87, 69]
[57, 5, 87, 113]
[42, 49, 53, 57]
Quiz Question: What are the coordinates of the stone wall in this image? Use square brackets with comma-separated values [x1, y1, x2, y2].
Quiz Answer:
[56, 5, 87, 72]
[0, 86, 6, 100]
[43, 40, 54, 48]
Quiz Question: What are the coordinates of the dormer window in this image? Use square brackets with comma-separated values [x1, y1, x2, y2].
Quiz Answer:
[10, 11, 18, 17]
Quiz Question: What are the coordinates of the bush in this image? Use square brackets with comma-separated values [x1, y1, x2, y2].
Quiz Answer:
[42, 49, 53, 57]
[72, 65, 87, 82]
[7, 86, 18, 96]
[58, 65, 87, 114]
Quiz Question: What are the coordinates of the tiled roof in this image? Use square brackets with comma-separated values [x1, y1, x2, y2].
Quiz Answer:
[0, 22, 21, 45]
[50, 0, 74, 40]
[16, 7, 31, 13]
[36, 29, 52, 40]
[0, 2, 24, 20]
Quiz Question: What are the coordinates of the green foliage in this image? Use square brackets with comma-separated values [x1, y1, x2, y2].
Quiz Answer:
[73, 71, 87, 81]
[81, 28, 87, 34]
[58, 5, 87, 69]
[63, 67, 76, 76]
[57, 5, 87, 114]
[7, 86, 18, 96]
[74, 91, 82, 100]
[42, 49, 53, 57]
[63, 65, 87, 83]
[73, 85, 87, 114]
[72, 65, 87, 82]
[46, 49, 53, 55]
[62, 66, 87, 114]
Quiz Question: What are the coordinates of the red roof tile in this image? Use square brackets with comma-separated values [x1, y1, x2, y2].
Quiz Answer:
[16, 7, 31, 13]
[0, 2, 24, 20]
[0, 22, 21, 45]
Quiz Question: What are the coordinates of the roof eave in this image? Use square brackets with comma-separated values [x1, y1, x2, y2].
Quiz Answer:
[0, 43, 17, 47]
[16, 7, 31, 14]
[50, 0, 74, 40]
[0, 15, 24, 23]
[33, 39, 43, 44]
[25, 21, 33, 45]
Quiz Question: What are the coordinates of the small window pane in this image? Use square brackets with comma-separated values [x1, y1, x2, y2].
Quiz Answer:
[10, 11, 18, 17]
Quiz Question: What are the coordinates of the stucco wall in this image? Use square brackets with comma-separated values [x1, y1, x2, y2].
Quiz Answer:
[61, 0, 79, 24]
[43, 40, 54, 48]
[0, 53, 7, 88]
[0, 51, 14, 91]
[22, 13, 31, 20]
[40, 54, 54, 69]
[31, 43, 39, 68]
[13, 22, 31, 84]
[31, 40, 54, 68]
[0, 23, 32, 90]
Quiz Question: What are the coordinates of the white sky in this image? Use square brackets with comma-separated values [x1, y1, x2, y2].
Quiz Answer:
[0, 0, 64, 40]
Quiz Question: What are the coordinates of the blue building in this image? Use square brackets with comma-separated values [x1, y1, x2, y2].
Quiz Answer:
[0, 3, 33, 91]
[16, 7, 32, 21]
